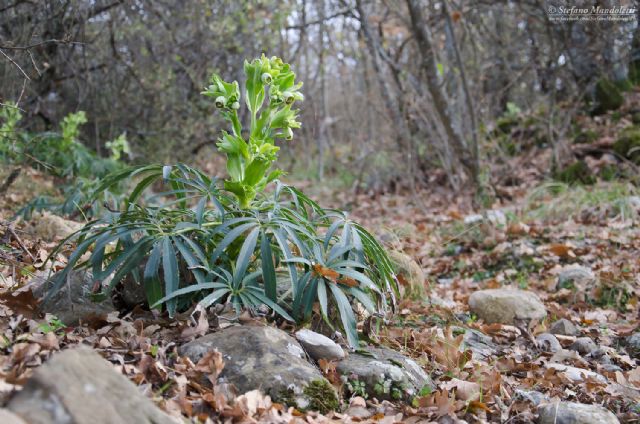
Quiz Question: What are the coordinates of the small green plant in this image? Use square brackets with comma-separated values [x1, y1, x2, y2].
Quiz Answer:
[106, 133, 131, 161]
[345, 376, 368, 398]
[373, 377, 405, 400]
[374, 378, 392, 396]
[0, 106, 128, 218]
[61, 111, 87, 149]
[202, 55, 302, 208]
[37, 315, 67, 334]
[0, 103, 22, 159]
[49, 56, 397, 348]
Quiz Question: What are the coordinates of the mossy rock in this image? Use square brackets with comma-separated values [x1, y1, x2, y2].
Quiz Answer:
[554, 160, 595, 185]
[279, 379, 340, 414]
[591, 79, 624, 116]
[613, 126, 640, 164]
[388, 250, 425, 299]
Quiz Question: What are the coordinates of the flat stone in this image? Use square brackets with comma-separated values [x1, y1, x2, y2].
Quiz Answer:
[179, 325, 336, 409]
[468, 289, 546, 324]
[463, 210, 506, 226]
[30, 212, 83, 242]
[570, 337, 597, 355]
[549, 319, 579, 336]
[626, 332, 640, 358]
[388, 250, 425, 296]
[536, 333, 562, 353]
[36, 270, 116, 326]
[295, 329, 345, 361]
[514, 389, 548, 406]
[459, 327, 498, 360]
[336, 346, 433, 401]
[556, 265, 596, 290]
[537, 401, 619, 424]
[545, 363, 607, 383]
[344, 406, 372, 419]
[7, 347, 174, 424]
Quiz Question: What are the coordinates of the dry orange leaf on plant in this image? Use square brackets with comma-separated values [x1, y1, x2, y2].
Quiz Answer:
[312, 264, 340, 281]
[337, 277, 358, 287]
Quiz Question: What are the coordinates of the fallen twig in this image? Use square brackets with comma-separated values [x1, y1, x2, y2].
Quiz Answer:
[1, 219, 35, 262]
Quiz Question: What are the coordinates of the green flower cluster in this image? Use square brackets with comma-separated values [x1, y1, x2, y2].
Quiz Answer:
[202, 55, 303, 208]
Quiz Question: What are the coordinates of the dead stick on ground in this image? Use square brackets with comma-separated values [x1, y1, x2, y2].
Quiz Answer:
[1, 219, 35, 262]
[0, 167, 21, 194]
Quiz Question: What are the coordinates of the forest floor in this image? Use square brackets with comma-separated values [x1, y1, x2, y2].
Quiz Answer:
[1, 102, 640, 422]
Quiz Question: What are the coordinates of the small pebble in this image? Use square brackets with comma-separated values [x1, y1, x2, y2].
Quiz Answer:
[549, 318, 579, 336]
[570, 337, 597, 355]
[536, 333, 562, 353]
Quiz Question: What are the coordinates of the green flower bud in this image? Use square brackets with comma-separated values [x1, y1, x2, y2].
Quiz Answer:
[285, 127, 293, 140]
[283, 92, 295, 105]
[261, 73, 272, 85]
[215, 96, 226, 108]
[231, 101, 240, 110]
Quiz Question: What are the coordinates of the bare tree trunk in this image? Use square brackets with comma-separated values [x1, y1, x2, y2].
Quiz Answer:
[405, 0, 478, 187]
[317, 0, 327, 181]
[355, 0, 415, 186]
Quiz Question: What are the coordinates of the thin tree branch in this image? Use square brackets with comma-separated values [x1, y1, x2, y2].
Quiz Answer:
[285, 7, 353, 30]
[0, 48, 30, 80]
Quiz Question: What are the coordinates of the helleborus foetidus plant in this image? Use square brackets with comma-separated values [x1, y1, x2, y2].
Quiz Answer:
[48, 56, 398, 349]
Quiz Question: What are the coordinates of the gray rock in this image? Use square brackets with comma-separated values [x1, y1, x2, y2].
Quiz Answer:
[627, 332, 640, 358]
[536, 333, 562, 353]
[570, 337, 597, 355]
[344, 406, 372, 419]
[0, 409, 27, 424]
[587, 348, 609, 362]
[31, 212, 83, 242]
[460, 327, 498, 360]
[537, 401, 619, 424]
[468, 289, 547, 324]
[295, 329, 345, 361]
[545, 363, 607, 383]
[601, 364, 622, 373]
[429, 295, 457, 309]
[514, 389, 548, 406]
[179, 325, 336, 409]
[36, 270, 116, 326]
[557, 265, 596, 290]
[463, 210, 506, 226]
[336, 346, 433, 401]
[549, 319, 579, 336]
[7, 347, 174, 424]
[118, 268, 148, 309]
[388, 250, 425, 296]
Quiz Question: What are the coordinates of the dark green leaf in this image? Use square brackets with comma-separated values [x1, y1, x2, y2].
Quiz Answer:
[162, 236, 179, 317]
[260, 232, 277, 301]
